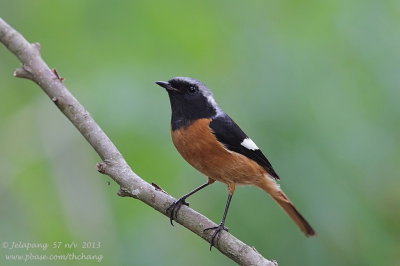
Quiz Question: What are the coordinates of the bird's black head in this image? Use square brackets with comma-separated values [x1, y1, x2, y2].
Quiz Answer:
[156, 77, 222, 130]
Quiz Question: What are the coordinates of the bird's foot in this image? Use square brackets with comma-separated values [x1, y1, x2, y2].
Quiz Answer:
[203, 223, 229, 250]
[166, 198, 189, 226]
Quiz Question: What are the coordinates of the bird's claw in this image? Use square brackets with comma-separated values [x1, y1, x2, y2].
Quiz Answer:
[166, 198, 189, 226]
[203, 223, 229, 250]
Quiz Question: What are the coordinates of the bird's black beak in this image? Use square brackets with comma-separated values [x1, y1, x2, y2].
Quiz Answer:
[155, 81, 178, 91]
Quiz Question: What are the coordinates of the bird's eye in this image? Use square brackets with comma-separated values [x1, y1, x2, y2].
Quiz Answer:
[188, 85, 198, 94]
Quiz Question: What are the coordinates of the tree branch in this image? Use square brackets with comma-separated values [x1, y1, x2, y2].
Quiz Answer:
[0, 17, 277, 266]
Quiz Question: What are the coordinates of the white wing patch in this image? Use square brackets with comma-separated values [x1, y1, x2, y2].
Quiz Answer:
[241, 138, 259, 151]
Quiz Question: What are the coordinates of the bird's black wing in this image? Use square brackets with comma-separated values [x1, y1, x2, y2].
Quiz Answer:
[209, 114, 280, 180]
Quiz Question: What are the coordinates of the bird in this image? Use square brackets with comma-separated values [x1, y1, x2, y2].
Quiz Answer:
[156, 77, 316, 248]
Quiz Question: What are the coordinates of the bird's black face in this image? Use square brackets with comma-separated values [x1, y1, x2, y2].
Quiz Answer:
[156, 77, 220, 130]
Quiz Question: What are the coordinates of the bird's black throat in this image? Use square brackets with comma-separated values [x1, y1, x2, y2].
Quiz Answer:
[168, 91, 217, 131]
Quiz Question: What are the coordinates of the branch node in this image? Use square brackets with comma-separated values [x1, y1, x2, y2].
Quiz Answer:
[96, 162, 107, 174]
[151, 182, 167, 194]
[117, 187, 133, 197]
[96, 159, 114, 174]
[52, 68, 65, 82]
[51, 96, 58, 102]
[13, 67, 33, 80]
[32, 42, 41, 52]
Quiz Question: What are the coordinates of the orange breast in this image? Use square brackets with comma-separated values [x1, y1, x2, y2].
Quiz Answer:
[171, 118, 266, 185]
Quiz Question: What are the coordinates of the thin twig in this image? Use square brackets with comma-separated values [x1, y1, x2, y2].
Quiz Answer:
[0, 17, 277, 266]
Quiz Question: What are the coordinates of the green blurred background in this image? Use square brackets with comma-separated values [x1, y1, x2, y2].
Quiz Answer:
[1, 1, 399, 265]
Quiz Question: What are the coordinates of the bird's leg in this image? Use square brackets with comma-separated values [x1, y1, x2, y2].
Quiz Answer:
[204, 183, 235, 250]
[167, 178, 215, 226]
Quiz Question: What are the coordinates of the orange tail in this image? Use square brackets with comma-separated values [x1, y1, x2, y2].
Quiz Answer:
[258, 178, 316, 237]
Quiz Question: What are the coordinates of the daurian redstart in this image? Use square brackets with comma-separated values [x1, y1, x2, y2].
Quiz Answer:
[156, 77, 315, 248]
